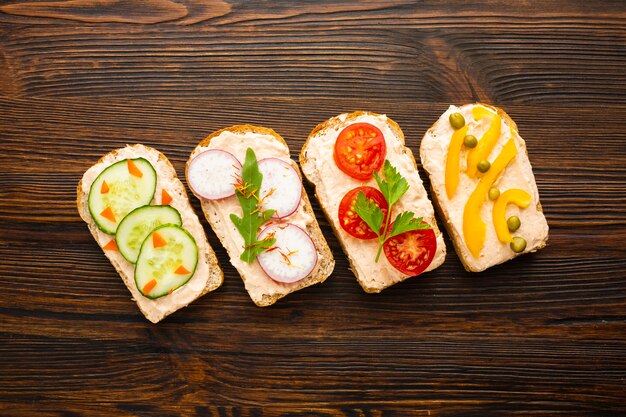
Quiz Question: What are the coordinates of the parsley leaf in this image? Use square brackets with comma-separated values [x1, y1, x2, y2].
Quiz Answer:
[354, 159, 431, 262]
[374, 160, 409, 207]
[353, 191, 384, 237]
[230, 148, 276, 263]
[387, 212, 429, 240]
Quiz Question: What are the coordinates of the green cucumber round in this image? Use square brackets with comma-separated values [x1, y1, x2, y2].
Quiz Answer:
[88, 158, 157, 234]
[116, 205, 182, 264]
[135, 224, 198, 299]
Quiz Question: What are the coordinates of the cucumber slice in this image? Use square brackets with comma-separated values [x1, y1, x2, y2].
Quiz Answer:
[116, 205, 182, 264]
[88, 158, 157, 234]
[135, 224, 198, 299]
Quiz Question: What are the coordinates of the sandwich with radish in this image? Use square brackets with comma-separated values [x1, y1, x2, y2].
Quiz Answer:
[419, 103, 549, 272]
[186, 125, 334, 306]
[300, 111, 446, 292]
[77, 144, 224, 323]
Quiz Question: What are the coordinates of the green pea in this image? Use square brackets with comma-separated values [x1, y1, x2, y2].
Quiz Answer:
[463, 134, 477, 148]
[488, 187, 500, 201]
[510, 237, 527, 253]
[507, 215, 521, 232]
[449, 112, 465, 129]
[477, 159, 491, 173]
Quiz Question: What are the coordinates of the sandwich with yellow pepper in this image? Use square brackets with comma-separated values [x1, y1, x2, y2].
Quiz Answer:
[420, 103, 548, 272]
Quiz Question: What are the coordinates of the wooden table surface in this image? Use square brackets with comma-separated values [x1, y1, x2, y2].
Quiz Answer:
[1, 1, 625, 415]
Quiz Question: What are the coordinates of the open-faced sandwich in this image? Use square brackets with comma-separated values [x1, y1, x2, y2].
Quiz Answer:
[420, 103, 549, 272]
[300, 111, 446, 293]
[77, 144, 223, 323]
[186, 125, 334, 306]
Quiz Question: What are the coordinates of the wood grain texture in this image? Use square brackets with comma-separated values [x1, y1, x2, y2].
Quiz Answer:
[1, 1, 626, 415]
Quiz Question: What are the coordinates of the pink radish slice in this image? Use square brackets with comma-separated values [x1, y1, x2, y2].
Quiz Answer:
[257, 223, 317, 283]
[257, 158, 302, 218]
[188, 149, 241, 200]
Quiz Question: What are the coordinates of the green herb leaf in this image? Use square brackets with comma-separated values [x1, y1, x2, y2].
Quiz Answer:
[230, 148, 276, 263]
[374, 160, 409, 207]
[387, 212, 430, 240]
[353, 159, 432, 263]
[353, 191, 384, 236]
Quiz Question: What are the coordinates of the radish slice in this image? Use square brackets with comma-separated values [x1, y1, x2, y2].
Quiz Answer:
[188, 149, 241, 200]
[257, 223, 317, 283]
[258, 158, 302, 218]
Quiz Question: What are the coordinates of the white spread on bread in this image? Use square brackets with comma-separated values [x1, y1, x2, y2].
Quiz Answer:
[302, 113, 446, 290]
[189, 131, 319, 301]
[420, 104, 549, 271]
[79, 146, 216, 322]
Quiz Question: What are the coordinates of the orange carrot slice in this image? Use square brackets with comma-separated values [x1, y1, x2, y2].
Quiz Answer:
[174, 265, 191, 275]
[100, 207, 116, 223]
[127, 159, 143, 178]
[152, 231, 167, 248]
[161, 189, 173, 205]
[100, 180, 110, 194]
[142, 279, 157, 294]
[103, 239, 118, 251]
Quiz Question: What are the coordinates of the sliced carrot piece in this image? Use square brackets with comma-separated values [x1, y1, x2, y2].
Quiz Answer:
[127, 159, 143, 178]
[142, 279, 157, 294]
[174, 265, 191, 275]
[152, 231, 167, 248]
[100, 180, 110, 194]
[100, 207, 116, 223]
[161, 189, 173, 205]
[103, 239, 118, 251]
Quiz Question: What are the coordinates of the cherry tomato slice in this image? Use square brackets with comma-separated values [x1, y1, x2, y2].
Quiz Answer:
[334, 122, 386, 180]
[338, 186, 388, 240]
[383, 224, 436, 276]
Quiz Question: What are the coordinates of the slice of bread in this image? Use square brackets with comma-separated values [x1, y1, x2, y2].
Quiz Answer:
[300, 111, 446, 293]
[420, 103, 549, 272]
[77, 144, 223, 323]
[186, 125, 335, 306]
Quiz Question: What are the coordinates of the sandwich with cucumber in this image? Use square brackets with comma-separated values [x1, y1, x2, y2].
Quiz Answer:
[186, 125, 334, 306]
[300, 111, 446, 292]
[419, 103, 549, 272]
[77, 144, 223, 323]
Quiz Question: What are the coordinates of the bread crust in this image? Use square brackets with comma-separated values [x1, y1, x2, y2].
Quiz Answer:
[419, 103, 548, 272]
[300, 111, 446, 292]
[77, 144, 223, 323]
[186, 125, 335, 306]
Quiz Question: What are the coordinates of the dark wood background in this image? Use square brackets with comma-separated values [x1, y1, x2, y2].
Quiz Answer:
[1, 1, 625, 415]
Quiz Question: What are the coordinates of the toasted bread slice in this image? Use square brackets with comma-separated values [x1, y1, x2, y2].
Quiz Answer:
[420, 103, 549, 272]
[300, 111, 446, 293]
[77, 144, 223, 323]
[186, 125, 335, 306]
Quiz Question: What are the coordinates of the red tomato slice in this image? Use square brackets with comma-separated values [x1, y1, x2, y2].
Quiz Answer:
[383, 224, 436, 276]
[338, 186, 388, 240]
[334, 122, 386, 180]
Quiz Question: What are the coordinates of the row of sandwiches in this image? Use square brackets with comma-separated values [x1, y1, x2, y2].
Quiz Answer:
[77, 103, 549, 323]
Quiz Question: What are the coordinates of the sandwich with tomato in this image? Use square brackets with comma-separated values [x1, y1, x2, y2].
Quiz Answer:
[300, 111, 446, 292]
[186, 125, 335, 306]
[420, 103, 548, 272]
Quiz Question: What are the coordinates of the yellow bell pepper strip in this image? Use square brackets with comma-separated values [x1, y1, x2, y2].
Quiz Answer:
[492, 189, 531, 243]
[467, 106, 501, 178]
[463, 138, 518, 258]
[445, 125, 469, 199]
